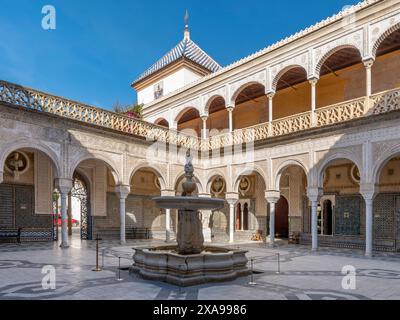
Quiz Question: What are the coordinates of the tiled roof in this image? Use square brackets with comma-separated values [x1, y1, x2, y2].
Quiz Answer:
[133, 38, 221, 85]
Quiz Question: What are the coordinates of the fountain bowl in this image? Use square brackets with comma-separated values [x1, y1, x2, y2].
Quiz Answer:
[130, 245, 250, 287]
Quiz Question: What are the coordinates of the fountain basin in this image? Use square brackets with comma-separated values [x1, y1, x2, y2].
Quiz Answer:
[130, 245, 250, 287]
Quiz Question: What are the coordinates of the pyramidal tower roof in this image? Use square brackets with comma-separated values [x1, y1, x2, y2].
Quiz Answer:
[132, 11, 221, 86]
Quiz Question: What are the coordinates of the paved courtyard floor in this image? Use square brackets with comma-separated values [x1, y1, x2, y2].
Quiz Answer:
[0, 237, 399, 300]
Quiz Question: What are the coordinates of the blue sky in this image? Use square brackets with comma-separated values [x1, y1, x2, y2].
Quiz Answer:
[0, 0, 359, 110]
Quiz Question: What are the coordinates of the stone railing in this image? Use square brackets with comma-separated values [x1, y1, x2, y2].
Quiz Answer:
[272, 111, 312, 136]
[1, 80, 399, 151]
[316, 96, 366, 127]
[0, 80, 201, 149]
[369, 87, 400, 115]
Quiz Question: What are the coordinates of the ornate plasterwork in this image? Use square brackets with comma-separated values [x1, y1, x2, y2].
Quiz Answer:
[269, 52, 309, 91]
[313, 28, 364, 76]
[202, 87, 227, 113]
[229, 70, 266, 104]
[370, 13, 400, 57]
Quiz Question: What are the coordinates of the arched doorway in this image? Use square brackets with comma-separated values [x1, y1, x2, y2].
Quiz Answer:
[71, 173, 91, 240]
[275, 196, 289, 238]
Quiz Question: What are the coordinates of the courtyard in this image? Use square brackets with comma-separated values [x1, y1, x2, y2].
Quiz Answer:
[0, 238, 399, 300]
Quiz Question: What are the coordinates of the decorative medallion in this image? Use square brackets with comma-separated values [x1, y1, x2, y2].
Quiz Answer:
[239, 177, 251, 196]
[5, 151, 29, 180]
[211, 177, 225, 196]
[350, 164, 360, 184]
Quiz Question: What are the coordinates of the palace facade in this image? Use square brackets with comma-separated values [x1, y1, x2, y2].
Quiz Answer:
[1, 0, 400, 256]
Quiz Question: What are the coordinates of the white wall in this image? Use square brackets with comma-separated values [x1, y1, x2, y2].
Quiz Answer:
[137, 67, 202, 105]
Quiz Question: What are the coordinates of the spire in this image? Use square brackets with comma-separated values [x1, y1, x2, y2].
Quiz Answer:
[184, 10, 190, 40]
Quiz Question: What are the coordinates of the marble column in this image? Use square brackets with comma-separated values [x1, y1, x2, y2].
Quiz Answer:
[266, 191, 280, 247]
[226, 192, 239, 244]
[201, 115, 208, 139]
[116, 185, 130, 244]
[307, 187, 323, 252]
[309, 78, 318, 126]
[267, 93, 274, 135]
[363, 58, 374, 97]
[227, 106, 234, 133]
[165, 209, 171, 242]
[56, 179, 73, 249]
[361, 185, 376, 257]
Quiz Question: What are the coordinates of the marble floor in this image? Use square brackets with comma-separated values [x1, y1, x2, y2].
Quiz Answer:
[0, 236, 399, 300]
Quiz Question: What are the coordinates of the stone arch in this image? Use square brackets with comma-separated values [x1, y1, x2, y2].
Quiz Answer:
[316, 150, 363, 188]
[372, 22, 400, 58]
[0, 138, 61, 179]
[315, 44, 363, 77]
[271, 65, 308, 92]
[230, 81, 265, 106]
[233, 165, 267, 192]
[154, 118, 169, 128]
[69, 152, 122, 185]
[129, 163, 167, 190]
[204, 95, 226, 114]
[274, 159, 309, 190]
[372, 143, 400, 185]
[173, 106, 201, 125]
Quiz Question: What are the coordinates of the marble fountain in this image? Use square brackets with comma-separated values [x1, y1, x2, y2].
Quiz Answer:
[130, 151, 249, 287]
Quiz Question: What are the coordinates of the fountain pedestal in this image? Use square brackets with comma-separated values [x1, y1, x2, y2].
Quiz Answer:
[177, 209, 204, 255]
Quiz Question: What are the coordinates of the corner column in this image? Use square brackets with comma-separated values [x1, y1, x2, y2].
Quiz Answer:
[116, 185, 130, 244]
[266, 191, 280, 247]
[361, 184, 376, 257]
[307, 187, 323, 251]
[56, 178, 73, 249]
[226, 192, 239, 244]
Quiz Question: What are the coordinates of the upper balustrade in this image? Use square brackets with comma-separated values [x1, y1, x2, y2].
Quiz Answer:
[1, 79, 400, 152]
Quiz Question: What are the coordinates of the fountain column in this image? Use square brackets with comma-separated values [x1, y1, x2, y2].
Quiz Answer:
[226, 193, 239, 244]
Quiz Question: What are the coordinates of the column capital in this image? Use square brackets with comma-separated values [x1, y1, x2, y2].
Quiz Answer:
[308, 77, 319, 85]
[161, 189, 175, 197]
[360, 183, 377, 201]
[266, 91, 275, 99]
[115, 184, 130, 199]
[362, 57, 375, 68]
[55, 178, 73, 194]
[226, 105, 235, 112]
[307, 187, 323, 202]
[265, 190, 280, 203]
[226, 192, 239, 204]
[200, 114, 209, 121]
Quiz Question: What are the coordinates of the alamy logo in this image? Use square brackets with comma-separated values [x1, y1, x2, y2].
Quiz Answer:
[341, 265, 356, 290]
[41, 265, 56, 290]
[42, 5, 56, 30]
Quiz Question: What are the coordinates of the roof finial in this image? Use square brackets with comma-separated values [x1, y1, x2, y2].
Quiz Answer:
[184, 10, 190, 40]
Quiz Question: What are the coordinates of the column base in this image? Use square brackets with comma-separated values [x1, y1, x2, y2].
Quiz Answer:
[120, 241, 127, 245]
[365, 251, 373, 258]
[60, 243, 69, 249]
